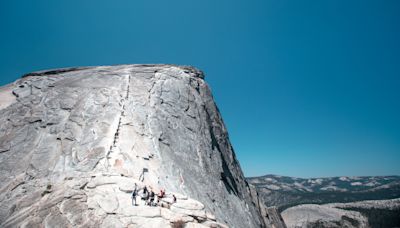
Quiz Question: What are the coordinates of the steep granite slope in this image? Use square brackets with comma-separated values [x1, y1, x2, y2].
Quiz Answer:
[0, 65, 284, 228]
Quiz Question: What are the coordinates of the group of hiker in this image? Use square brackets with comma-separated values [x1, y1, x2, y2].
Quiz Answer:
[131, 183, 177, 207]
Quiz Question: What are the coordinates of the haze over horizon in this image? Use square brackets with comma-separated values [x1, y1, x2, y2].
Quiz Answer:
[1, 0, 399, 178]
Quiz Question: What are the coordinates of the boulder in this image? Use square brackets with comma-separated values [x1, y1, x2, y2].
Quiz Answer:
[282, 204, 369, 228]
[100, 215, 123, 228]
[94, 195, 119, 214]
[185, 222, 209, 228]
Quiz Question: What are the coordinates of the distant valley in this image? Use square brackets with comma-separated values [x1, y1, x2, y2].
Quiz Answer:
[247, 175, 400, 228]
[247, 174, 400, 210]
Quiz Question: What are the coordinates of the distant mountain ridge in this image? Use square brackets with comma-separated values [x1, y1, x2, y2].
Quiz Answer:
[281, 198, 400, 228]
[247, 174, 400, 210]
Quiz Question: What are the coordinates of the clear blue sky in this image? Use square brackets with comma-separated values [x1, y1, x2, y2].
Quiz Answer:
[1, 1, 399, 178]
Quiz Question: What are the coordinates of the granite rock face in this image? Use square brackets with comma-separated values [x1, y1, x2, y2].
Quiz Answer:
[281, 204, 369, 228]
[0, 65, 283, 228]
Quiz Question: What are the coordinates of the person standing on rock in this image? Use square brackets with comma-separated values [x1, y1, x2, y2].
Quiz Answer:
[158, 189, 165, 202]
[149, 190, 155, 206]
[143, 186, 148, 195]
[131, 183, 138, 206]
[142, 186, 149, 204]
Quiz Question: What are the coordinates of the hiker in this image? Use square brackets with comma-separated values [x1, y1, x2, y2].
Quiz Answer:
[142, 186, 148, 200]
[157, 189, 165, 204]
[148, 190, 155, 206]
[131, 183, 138, 206]
[172, 194, 177, 204]
[158, 189, 165, 199]
[141, 186, 149, 205]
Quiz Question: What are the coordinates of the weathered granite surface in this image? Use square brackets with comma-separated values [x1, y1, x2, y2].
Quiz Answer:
[281, 204, 369, 228]
[0, 64, 284, 228]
